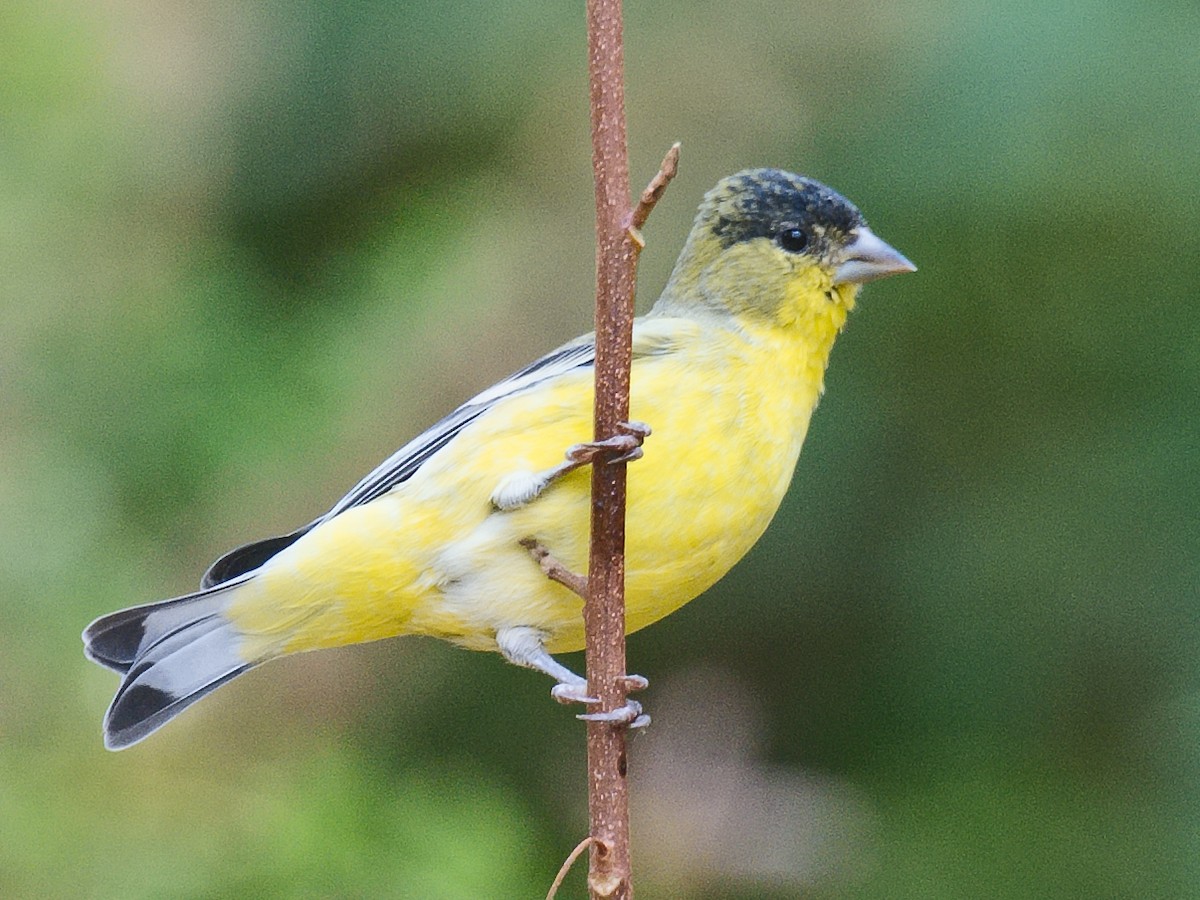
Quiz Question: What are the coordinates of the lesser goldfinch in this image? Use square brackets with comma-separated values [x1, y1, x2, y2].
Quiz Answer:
[84, 169, 914, 749]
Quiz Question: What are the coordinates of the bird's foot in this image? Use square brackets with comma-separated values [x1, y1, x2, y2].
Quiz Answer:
[490, 421, 650, 511]
[579, 699, 651, 729]
[565, 420, 652, 467]
[551, 681, 599, 706]
[554, 673, 651, 729]
[495, 627, 650, 729]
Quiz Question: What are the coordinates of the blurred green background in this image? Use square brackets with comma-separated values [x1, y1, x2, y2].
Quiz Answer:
[3, 0, 1197, 896]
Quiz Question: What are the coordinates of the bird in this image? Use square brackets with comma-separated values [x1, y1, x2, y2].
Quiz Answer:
[83, 168, 915, 749]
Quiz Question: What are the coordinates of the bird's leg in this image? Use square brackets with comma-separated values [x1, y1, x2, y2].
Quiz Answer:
[490, 420, 651, 511]
[495, 624, 650, 729]
[496, 626, 595, 704]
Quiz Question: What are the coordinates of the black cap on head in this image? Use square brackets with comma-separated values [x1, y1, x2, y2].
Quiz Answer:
[706, 169, 866, 251]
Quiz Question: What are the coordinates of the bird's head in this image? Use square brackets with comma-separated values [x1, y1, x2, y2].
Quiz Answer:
[655, 169, 914, 328]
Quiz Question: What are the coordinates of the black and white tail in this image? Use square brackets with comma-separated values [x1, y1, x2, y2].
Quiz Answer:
[83, 580, 253, 750]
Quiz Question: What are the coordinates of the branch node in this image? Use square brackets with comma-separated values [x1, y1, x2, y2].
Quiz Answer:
[587, 838, 623, 897]
[588, 873, 623, 898]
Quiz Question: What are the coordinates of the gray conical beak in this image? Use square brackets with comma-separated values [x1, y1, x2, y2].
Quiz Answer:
[833, 227, 917, 285]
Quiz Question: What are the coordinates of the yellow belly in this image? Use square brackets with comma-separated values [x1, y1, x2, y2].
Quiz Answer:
[228, 319, 829, 660]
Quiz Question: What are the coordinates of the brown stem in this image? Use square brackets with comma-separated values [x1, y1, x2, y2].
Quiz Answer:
[584, 0, 634, 896]
[584, 1, 680, 897]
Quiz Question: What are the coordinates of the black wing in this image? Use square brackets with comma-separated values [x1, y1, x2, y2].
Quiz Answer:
[201, 337, 597, 587]
[200, 531, 314, 589]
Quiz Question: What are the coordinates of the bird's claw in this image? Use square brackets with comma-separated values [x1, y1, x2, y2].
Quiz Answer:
[552, 673, 650, 728]
[552, 682, 599, 706]
[608, 446, 643, 466]
[609, 421, 652, 465]
[618, 674, 649, 692]
[565, 421, 652, 468]
[579, 699, 650, 729]
[616, 420, 652, 441]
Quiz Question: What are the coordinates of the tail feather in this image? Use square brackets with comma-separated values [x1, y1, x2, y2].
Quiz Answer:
[201, 529, 310, 588]
[83, 581, 257, 750]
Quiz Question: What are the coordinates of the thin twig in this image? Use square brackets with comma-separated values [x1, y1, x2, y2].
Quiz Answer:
[628, 143, 681, 234]
[546, 836, 596, 900]
[520, 538, 590, 599]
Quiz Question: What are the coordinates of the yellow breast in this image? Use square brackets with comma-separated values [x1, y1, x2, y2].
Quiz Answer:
[228, 311, 843, 660]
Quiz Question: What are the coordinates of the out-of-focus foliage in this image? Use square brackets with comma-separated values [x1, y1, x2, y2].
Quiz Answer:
[3, 0, 1197, 896]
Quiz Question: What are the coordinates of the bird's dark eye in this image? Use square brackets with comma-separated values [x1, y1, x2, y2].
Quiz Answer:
[776, 226, 808, 254]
